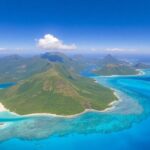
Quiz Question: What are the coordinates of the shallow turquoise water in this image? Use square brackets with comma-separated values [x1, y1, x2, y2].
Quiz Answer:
[1, 70, 150, 149]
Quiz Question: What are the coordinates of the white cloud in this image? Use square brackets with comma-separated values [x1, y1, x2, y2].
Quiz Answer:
[106, 48, 124, 52]
[91, 48, 97, 52]
[105, 48, 138, 53]
[90, 47, 125, 53]
[37, 34, 77, 50]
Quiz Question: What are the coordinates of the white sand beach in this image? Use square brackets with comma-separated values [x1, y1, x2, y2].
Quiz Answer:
[0, 99, 119, 119]
[96, 69, 145, 78]
[23, 88, 121, 118]
[20, 91, 120, 119]
[0, 103, 7, 112]
[0, 89, 120, 119]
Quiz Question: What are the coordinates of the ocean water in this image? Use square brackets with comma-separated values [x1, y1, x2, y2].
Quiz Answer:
[0, 83, 16, 89]
[1, 70, 150, 149]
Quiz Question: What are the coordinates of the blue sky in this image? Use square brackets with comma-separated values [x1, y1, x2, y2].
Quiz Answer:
[0, 0, 150, 54]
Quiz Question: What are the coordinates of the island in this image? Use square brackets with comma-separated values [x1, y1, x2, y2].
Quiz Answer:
[0, 53, 117, 116]
[134, 62, 150, 69]
[94, 54, 139, 76]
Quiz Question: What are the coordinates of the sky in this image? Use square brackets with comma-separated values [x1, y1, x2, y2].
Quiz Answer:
[0, 0, 150, 54]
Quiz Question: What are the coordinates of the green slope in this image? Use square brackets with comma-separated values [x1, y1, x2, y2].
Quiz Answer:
[95, 64, 138, 76]
[134, 63, 150, 69]
[95, 54, 138, 76]
[0, 55, 52, 82]
[0, 53, 86, 83]
[0, 64, 117, 115]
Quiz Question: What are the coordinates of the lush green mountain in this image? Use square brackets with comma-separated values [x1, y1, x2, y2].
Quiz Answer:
[94, 64, 138, 76]
[134, 62, 150, 69]
[0, 55, 52, 82]
[100, 54, 121, 65]
[0, 52, 86, 83]
[0, 63, 117, 115]
[41, 52, 72, 63]
[94, 54, 138, 76]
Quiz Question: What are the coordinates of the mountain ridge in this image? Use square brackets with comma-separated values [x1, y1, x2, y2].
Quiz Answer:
[94, 54, 139, 75]
[0, 62, 117, 115]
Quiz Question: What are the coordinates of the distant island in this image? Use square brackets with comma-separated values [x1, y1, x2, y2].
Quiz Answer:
[93, 54, 139, 76]
[134, 62, 150, 69]
[0, 53, 117, 116]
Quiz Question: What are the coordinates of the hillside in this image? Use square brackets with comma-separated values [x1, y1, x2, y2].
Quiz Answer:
[0, 55, 52, 82]
[95, 64, 138, 76]
[0, 63, 117, 115]
[0, 52, 88, 83]
[134, 62, 150, 69]
[94, 54, 138, 76]
[100, 54, 121, 65]
[41, 52, 86, 73]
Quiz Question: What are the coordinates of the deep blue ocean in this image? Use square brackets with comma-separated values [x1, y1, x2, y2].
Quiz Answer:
[1, 70, 150, 150]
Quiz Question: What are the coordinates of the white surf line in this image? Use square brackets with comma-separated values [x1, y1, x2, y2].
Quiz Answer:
[136, 69, 145, 76]
[0, 103, 10, 128]
[20, 87, 121, 118]
[0, 103, 7, 112]
[0, 69, 140, 119]
[96, 69, 146, 78]
[0, 79, 120, 119]
[0, 100, 119, 119]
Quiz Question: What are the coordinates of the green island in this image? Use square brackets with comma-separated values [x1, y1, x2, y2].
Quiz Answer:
[0, 53, 117, 115]
[94, 64, 138, 76]
[94, 54, 139, 76]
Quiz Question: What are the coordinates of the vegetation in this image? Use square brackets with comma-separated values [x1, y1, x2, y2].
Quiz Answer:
[95, 64, 138, 76]
[0, 63, 117, 115]
[94, 54, 138, 76]
[0, 52, 87, 83]
[0, 55, 52, 82]
[134, 63, 150, 69]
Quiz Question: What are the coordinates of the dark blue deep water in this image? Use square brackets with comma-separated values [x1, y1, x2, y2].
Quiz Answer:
[1, 70, 150, 150]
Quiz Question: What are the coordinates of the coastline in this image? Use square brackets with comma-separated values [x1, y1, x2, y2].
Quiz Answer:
[0, 94, 119, 119]
[0, 103, 7, 112]
[0, 79, 120, 118]
[23, 94, 120, 118]
[96, 69, 145, 78]
[136, 69, 145, 76]
[0, 69, 145, 119]
[22, 69, 145, 117]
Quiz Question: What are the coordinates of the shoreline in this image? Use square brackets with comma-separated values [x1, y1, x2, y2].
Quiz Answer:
[0, 69, 145, 119]
[136, 69, 145, 76]
[96, 69, 145, 78]
[0, 102, 118, 119]
[0, 103, 8, 112]
[0, 80, 120, 118]
[0, 94, 119, 119]
[23, 94, 120, 118]
[0, 77, 120, 118]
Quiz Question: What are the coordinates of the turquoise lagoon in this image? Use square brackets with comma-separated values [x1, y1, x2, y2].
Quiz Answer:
[1, 70, 150, 149]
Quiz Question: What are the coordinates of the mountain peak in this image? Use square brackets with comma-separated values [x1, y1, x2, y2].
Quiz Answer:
[41, 52, 64, 62]
[0, 63, 117, 115]
[102, 54, 119, 65]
